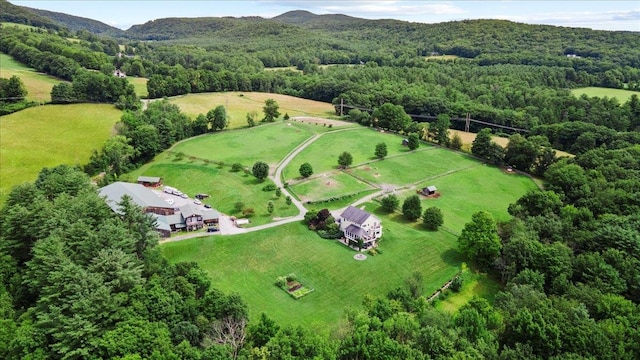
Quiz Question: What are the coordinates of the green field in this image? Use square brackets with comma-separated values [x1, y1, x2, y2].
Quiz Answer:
[412, 165, 538, 234]
[128, 77, 148, 98]
[170, 122, 315, 167]
[0, 52, 65, 102]
[571, 87, 640, 103]
[162, 204, 462, 331]
[289, 171, 376, 203]
[0, 104, 121, 203]
[282, 128, 411, 179]
[168, 92, 337, 127]
[350, 148, 480, 186]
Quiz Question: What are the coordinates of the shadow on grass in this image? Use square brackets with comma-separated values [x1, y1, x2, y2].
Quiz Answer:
[243, 177, 265, 186]
[440, 248, 464, 267]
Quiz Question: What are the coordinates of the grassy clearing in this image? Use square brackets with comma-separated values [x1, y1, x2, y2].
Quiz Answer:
[424, 55, 460, 61]
[124, 154, 298, 227]
[571, 87, 640, 103]
[0, 104, 120, 203]
[162, 203, 462, 331]
[282, 128, 411, 179]
[411, 165, 538, 234]
[168, 92, 336, 127]
[435, 271, 502, 314]
[350, 148, 479, 186]
[449, 129, 574, 157]
[169, 122, 314, 167]
[289, 172, 376, 203]
[0, 52, 65, 102]
[128, 77, 148, 98]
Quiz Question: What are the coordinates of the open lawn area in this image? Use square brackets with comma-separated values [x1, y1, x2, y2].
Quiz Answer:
[0, 104, 120, 203]
[128, 77, 148, 98]
[290, 171, 376, 203]
[410, 164, 539, 234]
[169, 122, 315, 167]
[168, 92, 337, 127]
[435, 271, 502, 314]
[282, 128, 411, 179]
[161, 206, 462, 332]
[570, 87, 640, 103]
[0, 52, 65, 102]
[124, 155, 298, 227]
[350, 148, 480, 187]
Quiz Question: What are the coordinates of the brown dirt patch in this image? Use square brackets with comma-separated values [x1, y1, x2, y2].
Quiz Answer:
[374, 173, 381, 177]
[363, 166, 371, 171]
[426, 193, 441, 199]
[292, 116, 352, 127]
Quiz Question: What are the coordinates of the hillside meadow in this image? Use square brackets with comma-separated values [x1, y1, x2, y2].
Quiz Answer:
[0, 52, 64, 102]
[0, 104, 120, 203]
[167, 92, 337, 127]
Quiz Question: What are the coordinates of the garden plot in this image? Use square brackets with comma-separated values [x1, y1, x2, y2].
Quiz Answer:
[290, 172, 376, 203]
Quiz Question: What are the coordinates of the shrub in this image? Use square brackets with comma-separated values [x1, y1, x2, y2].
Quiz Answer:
[450, 275, 463, 292]
[262, 184, 277, 191]
[380, 194, 399, 212]
[242, 208, 255, 217]
[275, 277, 286, 288]
[423, 206, 444, 230]
[231, 163, 243, 172]
[286, 274, 296, 282]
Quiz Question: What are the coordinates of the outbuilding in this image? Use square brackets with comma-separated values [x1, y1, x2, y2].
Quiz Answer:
[137, 176, 163, 187]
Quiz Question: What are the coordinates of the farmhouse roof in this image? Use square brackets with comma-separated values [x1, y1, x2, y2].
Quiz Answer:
[345, 224, 366, 238]
[340, 206, 375, 225]
[203, 209, 220, 221]
[137, 176, 162, 183]
[179, 203, 202, 218]
[99, 182, 171, 213]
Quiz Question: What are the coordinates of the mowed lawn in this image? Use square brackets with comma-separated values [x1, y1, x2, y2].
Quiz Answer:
[162, 206, 462, 331]
[125, 156, 298, 227]
[350, 148, 480, 186]
[282, 128, 411, 180]
[571, 87, 640, 102]
[0, 52, 65, 102]
[128, 77, 148, 98]
[0, 104, 120, 203]
[170, 122, 314, 167]
[169, 92, 336, 128]
[412, 165, 539, 234]
[290, 171, 376, 203]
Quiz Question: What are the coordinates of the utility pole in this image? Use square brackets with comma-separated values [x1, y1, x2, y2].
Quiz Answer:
[465, 113, 470, 132]
[340, 98, 344, 117]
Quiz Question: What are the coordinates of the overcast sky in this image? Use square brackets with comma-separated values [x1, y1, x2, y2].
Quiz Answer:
[11, 1, 640, 32]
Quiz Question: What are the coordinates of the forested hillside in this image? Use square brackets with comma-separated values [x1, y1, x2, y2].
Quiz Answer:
[1, 2, 639, 358]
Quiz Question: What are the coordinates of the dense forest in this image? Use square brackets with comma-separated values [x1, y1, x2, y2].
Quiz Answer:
[1, 0, 639, 358]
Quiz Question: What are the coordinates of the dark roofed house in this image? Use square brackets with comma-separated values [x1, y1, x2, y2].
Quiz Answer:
[203, 209, 220, 226]
[179, 203, 204, 231]
[99, 182, 176, 237]
[338, 206, 382, 250]
[99, 182, 174, 216]
[137, 176, 163, 187]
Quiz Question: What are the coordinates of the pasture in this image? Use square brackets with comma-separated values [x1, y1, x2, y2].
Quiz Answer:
[571, 87, 640, 103]
[0, 52, 64, 102]
[350, 148, 480, 187]
[127, 77, 148, 98]
[161, 205, 463, 332]
[413, 165, 538, 234]
[168, 92, 337, 127]
[169, 122, 315, 167]
[282, 128, 410, 179]
[289, 171, 376, 203]
[0, 104, 120, 203]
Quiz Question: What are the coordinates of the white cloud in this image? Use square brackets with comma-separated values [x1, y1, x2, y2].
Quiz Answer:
[259, 1, 464, 18]
[493, 9, 640, 30]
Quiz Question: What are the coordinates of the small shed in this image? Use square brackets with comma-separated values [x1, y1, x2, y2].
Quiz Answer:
[422, 185, 437, 196]
[402, 138, 409, 146]
[137, 176, 162, 187]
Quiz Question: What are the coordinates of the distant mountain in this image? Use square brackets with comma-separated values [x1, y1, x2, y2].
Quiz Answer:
[0, 0, 60, 30]
[273, 10, 364, 28]
[27, 7, 125, 36]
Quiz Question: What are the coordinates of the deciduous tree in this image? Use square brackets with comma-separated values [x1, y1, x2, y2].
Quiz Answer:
[402, 195, 422, 221]
[299, 162, 313, 178]
[423, 206, 444, 230]
[375, 142, 388, 159]
[458, 211, 502, 271]
[262, 99, 280, 122]
[252, 161, 269, 181]
[338, 151, 353, 169]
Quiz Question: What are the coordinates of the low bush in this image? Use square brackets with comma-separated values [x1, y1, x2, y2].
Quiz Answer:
[262, 184, 277, 191]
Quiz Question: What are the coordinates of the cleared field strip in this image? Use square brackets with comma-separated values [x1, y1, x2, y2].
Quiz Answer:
[290, 171, 377, 203]
[0, 52, 64, 102]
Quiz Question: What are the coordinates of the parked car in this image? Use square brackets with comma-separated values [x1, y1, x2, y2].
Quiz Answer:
[207, 227, 218, 232]
[204, 204, 212, 209]
[195, 193, 210, 199]
[194, 199, 202, 205]
[180, 193, 188, 199]
[164, 186, 176, 194]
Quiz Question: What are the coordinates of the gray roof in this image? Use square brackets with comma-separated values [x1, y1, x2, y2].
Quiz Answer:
[179, 203, 202, 218]
[99, 182, 172, 213]
[426, 186, 437, 192]
[151, 214, 172, 231]
[138, 176, 162, 183]
[203, 209, 220, 221]
[345, 224, 366, 238]
[340, 206, 374, 225]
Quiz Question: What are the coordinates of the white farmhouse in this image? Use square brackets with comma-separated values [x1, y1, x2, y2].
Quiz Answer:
[338, 206, 383, 250]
